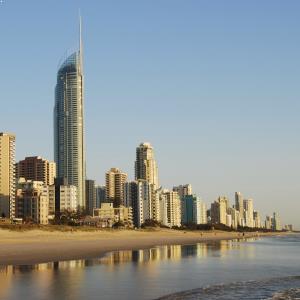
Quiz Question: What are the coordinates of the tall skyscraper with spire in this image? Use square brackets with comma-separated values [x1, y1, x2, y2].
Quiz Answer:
[135, 142, 159, 188]
[54, 18, 85, 208]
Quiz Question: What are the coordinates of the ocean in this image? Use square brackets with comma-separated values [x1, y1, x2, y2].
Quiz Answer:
[0, 234, 299, 300]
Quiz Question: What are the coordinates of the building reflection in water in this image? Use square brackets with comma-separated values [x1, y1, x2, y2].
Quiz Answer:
[0, 238, 257, 272]
[0, 237, 259, 298]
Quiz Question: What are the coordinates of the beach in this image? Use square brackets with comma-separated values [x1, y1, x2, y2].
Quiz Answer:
[0, 228, 283, 266]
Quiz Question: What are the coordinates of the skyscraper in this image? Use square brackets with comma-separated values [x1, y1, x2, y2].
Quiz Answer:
[135, 142, 159, 188]
[54, 19, 85, 208]
[0, 133, 16, 218]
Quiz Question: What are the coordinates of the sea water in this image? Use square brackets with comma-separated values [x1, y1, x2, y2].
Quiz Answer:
[0, 235, 299, 300]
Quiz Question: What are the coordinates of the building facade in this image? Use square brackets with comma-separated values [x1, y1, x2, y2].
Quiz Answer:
[124, 180, 157, 227]
[243, 199, 254, 228]
[272, 212, 281, 231]
[49, 178, 77, 214]
[181, 195, 207, 225]
[85, 179, 96, 215]
[165, 191, 181, 228]
[15, 179, 49, 225]
[135, 142, 159, 188]
[95, 185, 106, 208]
[235, 192, 244, 216]
[54, 22, 85, 209]
[211, 197, 227, 225]
[173, 184, 192, 200]
[93, 203, 133, 227]
[16, 156, 56, 186]
[105, 168, 127, 207]
[0, 133, 16, 218]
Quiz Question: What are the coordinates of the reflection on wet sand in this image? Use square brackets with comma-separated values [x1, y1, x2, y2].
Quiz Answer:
[0, 238, 257, 274]
[0, 238, 260, 300]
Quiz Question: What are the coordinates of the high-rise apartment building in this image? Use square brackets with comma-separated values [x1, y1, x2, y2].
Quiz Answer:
[16, 156, 56, 186]
[227, 207, 239, 229]
[95, 185, 106, 208]
[211, 197, 227, 225]
[157, 189, 169, 227]
[85, 179, 96, 215]
[49, 178, 77, 214]
[253, 211, 262, 228]
[265, 215, 272, 230]
[124, 180, 158, 227]
[272, 212, 281, 231]
[243, 199, 254, 228]
[54, 20, 85, 208]
[106, 168, 127, 207]
[173, 184, 192, 200]
[164, 191, 181, 228]
[135, 142, 159, 188]
[181, 195, 207, 225]
[0, 133, 16, 218]
[235, 192, 244, 216]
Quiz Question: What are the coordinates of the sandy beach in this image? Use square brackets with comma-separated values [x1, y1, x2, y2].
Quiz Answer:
[0, 228, 284, 266]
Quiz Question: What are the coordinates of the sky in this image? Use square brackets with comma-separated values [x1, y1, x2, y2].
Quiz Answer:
[1, 0, 299, 228]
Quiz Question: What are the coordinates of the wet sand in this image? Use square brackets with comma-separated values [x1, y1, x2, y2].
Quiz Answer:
[0, 228, 284, 266]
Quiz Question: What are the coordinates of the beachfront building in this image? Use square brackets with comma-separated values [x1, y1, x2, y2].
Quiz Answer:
[181, 195, 207, 225]
[16, 156, 56, 186]
[235, 192, 244, 216]
[93, 203, 133, 227]
[243, 199, 254, 228]
[54, 20, 86, 209]
[227, 207, 239, 229]
[85, 179, 96, 215]
[105, 168, 127, 207]
[265, 215, 272, 230]
[173, 184, 192, 200]
[124, 180, 158, 227]
[210, 197, 227, 226]
[272, 212, 281, 231]
[48, 178, 77, 215]
[15, 179, 49, 225]
[95, 185, 106, 208]
[156, 188, 169, 227]
[253, 211, 262, 228]
[135, 142, 159, 188]
[164, 191, 181, 228]
[0, 133, 16, 218]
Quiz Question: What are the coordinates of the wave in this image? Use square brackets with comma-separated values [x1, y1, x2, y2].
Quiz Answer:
[156, 276, 300, 300]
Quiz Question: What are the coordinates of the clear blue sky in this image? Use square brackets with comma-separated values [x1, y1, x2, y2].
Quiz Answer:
[1, 1, 299, 228]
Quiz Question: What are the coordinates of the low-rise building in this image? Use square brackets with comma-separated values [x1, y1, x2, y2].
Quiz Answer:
[15, 178, 49, 225]
[93, 203, 133, 227]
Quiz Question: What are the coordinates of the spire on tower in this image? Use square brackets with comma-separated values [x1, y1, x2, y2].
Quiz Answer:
[79, 11, 83, 73]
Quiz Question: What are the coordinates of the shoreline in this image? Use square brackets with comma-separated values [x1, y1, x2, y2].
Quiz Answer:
[0, 228, 292, 266]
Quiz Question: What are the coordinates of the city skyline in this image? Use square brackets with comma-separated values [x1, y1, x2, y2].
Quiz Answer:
[0, 1, 299, 228]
